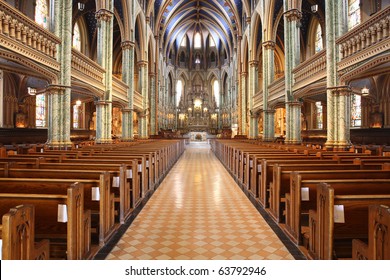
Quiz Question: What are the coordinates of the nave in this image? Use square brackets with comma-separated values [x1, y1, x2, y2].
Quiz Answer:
[102, 142, 299, 260]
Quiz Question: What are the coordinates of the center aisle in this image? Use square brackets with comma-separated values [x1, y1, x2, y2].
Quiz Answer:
[106, 142, 295, 260]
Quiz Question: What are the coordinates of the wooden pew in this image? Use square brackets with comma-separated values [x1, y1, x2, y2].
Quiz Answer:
[308, 183, 390, 259]
[0, 182, 90, 259]
[0, 168, 117, 246]
[1, 204, 50, 260]
[269, 163, 365, 223]
[352, 204, 390, 260]
[287, 176, 390, 246]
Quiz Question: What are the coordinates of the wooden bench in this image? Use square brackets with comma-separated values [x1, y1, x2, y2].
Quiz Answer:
[0, 168, 117, 246]
[285, 170, 389, 245]
[1, 204, 50, 260]
[308, 182, 390, 259]
[0, 182, 90, 259]
[352, 204, 390, 260]
[269, 163, 365, 223]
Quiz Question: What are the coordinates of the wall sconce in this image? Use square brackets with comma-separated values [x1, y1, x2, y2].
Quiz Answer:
[311, 4, 318, 13]
[78, 2, 85, 11]
[27, 87, 36, 95]
[361, 86, 370, 96]
[76, 100, 82, 106]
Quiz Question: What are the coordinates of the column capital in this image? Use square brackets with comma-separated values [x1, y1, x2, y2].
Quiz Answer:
[264, 109, 276, 114]
[45, 84, 70, 95]
[122, 108, 134, 113]
[95, 100, 112, 106]
[137, 60, 148, 67]
[284, 9, 302, 22]
[327, 85, 352, 96]
[95, 9, 114, 22]
[262, 40, 276, 50]
[286, 100, 303, 107]
[121, 40, 135, 49]
[249, 60, 258, 67]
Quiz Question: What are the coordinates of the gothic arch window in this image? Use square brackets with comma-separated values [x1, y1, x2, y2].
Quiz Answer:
[213, 80, 220, 108]
[181, 36, 186, 47]
[351, 94, 362, 127]
[210, 52, 216, 62]
[176, 80, 183, 107]
[315, 101, 323, 129]
[73, 22, 81, 51]
[180, 51, 185, 63]
[209, 36, 215, 48]
[194, 32, 202, 49]
[315, 23, 323, 53]
[35, 0, 49, 29]
[36, 94, 46, 127]
[348, 0, 361, 30]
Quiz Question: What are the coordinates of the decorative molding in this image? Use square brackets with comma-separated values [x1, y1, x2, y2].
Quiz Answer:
[262, 40, 276, 50]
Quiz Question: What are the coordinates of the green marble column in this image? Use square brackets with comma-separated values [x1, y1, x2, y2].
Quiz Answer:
[149, 73, 156, 135]
[262, 41, 275, 141]
[283, 7, 301, 144]
[95, 7, 114, 144]
[138, 61, 149, 139]
[248, 60, 258, 139]
[47, 0, 72, 149]
[121, 41, 135, 141]
[241, 72, 247, 135]
[325, 0, 349, 149]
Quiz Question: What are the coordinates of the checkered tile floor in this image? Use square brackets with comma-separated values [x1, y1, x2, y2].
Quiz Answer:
[105, 142, 294, 260]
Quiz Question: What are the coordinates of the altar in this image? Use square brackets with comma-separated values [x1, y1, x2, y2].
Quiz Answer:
[189, 131, 207, 141]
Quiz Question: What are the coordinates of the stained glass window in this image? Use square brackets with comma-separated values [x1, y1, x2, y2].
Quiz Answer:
[315, 23, 323, 53]
[209, 36, 215, 47]
[36, 94, 46, 127]
[351, 94, 362, 127]
[176, 80, 182, 107]
[214, 80, 220, 107]
[73, 105, 80, 129]
[73, 22, 81, 51]
[181, 37, 186, 47]
[194, 32, 201, 49]
[315, 101, 323, 129]
[348, 0, 361, 30]
[35, 0, 49, 29]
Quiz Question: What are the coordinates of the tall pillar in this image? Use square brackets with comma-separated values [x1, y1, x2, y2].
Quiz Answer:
[248, 60, 258, 139]
[149, 73, 156, 135]
[46, 85, 72, 149]
[284, 6, 302, 144]
[325, 0, 349, 149]
[121, 40, 135, 141]
[262, 40, 275, 141]
[138, 61, 149, 139]
[327, 86, 351, 148]
[241, 72, 247, 135]
[47, 0, 72, 149]
[95, 6, 114, 144]
[286, 101, 302, 144]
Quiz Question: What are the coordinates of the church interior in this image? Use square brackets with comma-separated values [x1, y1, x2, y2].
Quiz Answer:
[1, 0, 390, 261]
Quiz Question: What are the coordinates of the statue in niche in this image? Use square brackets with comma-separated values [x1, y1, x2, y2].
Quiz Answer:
[89, 112, 96, 130]
[301, 112, 307, 130]
[15, 106, 27, 128]
[370, 109, 383, 128]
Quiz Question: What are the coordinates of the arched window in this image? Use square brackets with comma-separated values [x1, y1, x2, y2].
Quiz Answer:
[35, 0, 49, 29]
[194, 32, 201, 49]
[351, 94, 362, 127]
[73, 22, 81, 51]
[213, 80, 220, 108]
[181, 37, 186, 47]
[348, 0, 361, 30]
[176, 80, 183, 107]
[209, 36, 215, 47]
[315, 101, 323, 129]
[210, 52, 216, 62]
[315, 23, 323, 53]
[36, 94, 46, 127]
[180, 52, 185, 63]
[73, 105, 80, 129]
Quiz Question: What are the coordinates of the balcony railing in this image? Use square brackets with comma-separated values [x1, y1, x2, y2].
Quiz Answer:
[112, 76, 128, 101]
[293, 49, 326, 90]
[71, 49, 104, 85]
[0, 1, 60, 68]
[133, 90, 143, 110]
[337, 6, 390, 60]
[268, 76, 285, 102]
